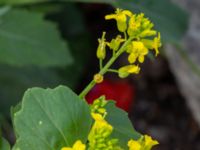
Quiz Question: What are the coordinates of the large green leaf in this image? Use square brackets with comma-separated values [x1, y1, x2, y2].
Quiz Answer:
[13, 86, 92, 150]
[105, 101, 141, 149]
[0, 137, 10, 150]
[114, 0, 189, 43]
[0, 7, 73, 67]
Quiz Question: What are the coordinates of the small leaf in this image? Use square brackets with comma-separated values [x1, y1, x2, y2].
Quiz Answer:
[0, 8, 73, 67]
[13, 86, 92, 150]
[105, 101, 141, 149]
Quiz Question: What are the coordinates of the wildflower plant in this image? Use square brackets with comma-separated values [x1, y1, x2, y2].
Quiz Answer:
[5, 8, 161, 150]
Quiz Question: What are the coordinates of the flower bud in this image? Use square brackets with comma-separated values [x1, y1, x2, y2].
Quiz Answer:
[97, 32, 107, 59]
[94, 74, 104, 83]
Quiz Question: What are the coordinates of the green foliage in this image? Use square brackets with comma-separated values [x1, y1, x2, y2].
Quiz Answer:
[0, 1, 188, 149]
[0, 0, 188, 43]
[0, 65, 64, 115]
[0, 137, 10, 150]
[0, 7, 73, 67]
[12, 86, 92, 150]
[0, 4, 90, 116]
[11, 86, 141, 149]
[106, 101, 141, 149]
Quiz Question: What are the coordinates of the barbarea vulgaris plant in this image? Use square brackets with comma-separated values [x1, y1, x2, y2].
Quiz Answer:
[10, 8, 161, 150]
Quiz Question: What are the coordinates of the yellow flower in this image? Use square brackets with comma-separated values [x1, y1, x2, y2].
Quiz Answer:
[128, 13, 156, 38]
[105, 8, 132, 32]
[61, 140, 86, 150]
[91, 113, 112, 131]
[141, 33, 162, 56]
[88, 113, 119, 150]
[118, 65, 140, 78]
[97, 32, 107, 59]
[128, 139, 141, 150]
[143, 135, 159, 150]
[93, 73, 104, 83]
[128, 14, 141, 36]
[107, 35, 125, 51]
[127, 41, 148, 63]
[127, 135, 158, 150]
[152, 33, 161, 56]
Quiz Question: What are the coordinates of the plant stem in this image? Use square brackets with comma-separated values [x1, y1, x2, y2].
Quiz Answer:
[99, 59, 103, 70]
[79, 37, 133, 99]
[107, 69, 118, 73]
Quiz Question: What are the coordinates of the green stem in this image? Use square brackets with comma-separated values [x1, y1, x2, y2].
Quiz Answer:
[124, 32, 127, 40]
[99, 59, 103, 70]
[107, 69, 118, 73]
[79, 37, 133, 99]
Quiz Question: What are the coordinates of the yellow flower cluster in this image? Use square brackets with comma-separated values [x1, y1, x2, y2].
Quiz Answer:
[90, 96, 108, 115]
[95, 8, 162, 79]
[88, 113, 122, 150]
[61, 102, 158, 150]
[62, 9, 160, 150]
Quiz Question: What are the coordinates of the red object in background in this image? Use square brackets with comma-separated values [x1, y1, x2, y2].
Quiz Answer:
[86, 79, 136, 112]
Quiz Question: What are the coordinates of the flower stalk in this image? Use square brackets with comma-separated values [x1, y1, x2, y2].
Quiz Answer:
[79, 37, 133, 99]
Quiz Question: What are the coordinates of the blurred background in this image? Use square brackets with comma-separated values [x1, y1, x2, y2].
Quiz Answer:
[0, 0, 200, 149]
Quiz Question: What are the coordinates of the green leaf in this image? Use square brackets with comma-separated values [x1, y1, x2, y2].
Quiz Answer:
[0, 7, 73, 67]
[0, 137, 10, 150]
[114, 0, 189, 43]
[0, 65, 66, 116]
[105, 101, 141, 149]
[13, 86, 92, 150]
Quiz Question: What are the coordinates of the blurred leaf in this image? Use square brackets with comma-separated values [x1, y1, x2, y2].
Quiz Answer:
[0, 65, 65, 115]
[48, 3, 92, 89]
[0, 4, 91, 116]
[1, 0, 188, 43]
[114, 0, 189, 43]
[105, 101, 141, 149]
[0, 137, 10, 150]
[13, 86, 92, 150]
[0, 0, 112, 5]
[0, 7, 73, 67]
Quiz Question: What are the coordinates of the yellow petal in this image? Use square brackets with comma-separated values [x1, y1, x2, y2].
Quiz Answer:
[105, 14, 117, 20]
[128, 53, 137, 64]
[122, 10, 133, 16]
[127, 65, 140, 74]
[144, 135, 159, 149]
[61, 147, 72, 150]
[73, 140, 86, 150]
[138, 55, 144, 63]
[128, 139, 141, 150]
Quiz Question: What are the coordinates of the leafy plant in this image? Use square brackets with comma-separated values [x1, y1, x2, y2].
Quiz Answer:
[0, 0, 188, 117]
[0, 0, 188, 149]
[2, 7, 162, 150]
